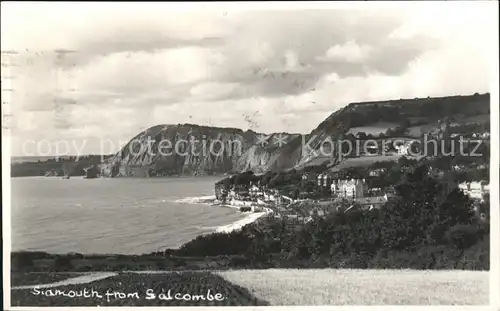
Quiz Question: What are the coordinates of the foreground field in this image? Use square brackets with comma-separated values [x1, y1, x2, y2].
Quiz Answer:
[10, 269, 489, 306]
[218, 269, 489, 305]
[11, 272, 269, 306]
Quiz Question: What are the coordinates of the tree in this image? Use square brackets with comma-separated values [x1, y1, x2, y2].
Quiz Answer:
[234, 171, 255, 185]
[54, 256, 73, 271]
[357, 132, 368, 140]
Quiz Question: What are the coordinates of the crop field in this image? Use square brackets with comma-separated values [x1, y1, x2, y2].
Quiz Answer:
[347, 122, 399, 136]
[330, 155, 403, 171]
[407, 123, 438, 137]
[218, 269, 489, 305]
[10, 271, 269, 306]
[462, 114, 490, 124]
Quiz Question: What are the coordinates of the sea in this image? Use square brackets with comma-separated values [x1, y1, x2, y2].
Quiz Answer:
[10, 176, 253, 255]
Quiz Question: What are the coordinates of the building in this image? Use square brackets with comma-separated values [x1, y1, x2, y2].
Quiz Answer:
[354, 195, 389, 210]
[331, 178, 367, 199]
[299, 190, 315, 199]
[367, 187, 383, 196]
[369, 168, 386, 177]
[459, 181, 489, 201]
[317, 173, 333, 188]
[233, 184, 250, 199]
[451, 165, 466, 172]
[249, 183, 264, 198]
[396, 144, 410, 155]
[472, 132, 490, 139]
[301, 172, 318, 182]
[383, 186, 396, 195]
[214, 179, 230, 201]
[394, 141, 414, 155]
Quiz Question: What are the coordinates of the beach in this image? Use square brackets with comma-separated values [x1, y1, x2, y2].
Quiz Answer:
[173, 195, 272, 234]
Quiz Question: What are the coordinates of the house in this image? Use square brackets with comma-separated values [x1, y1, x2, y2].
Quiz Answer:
[230, 184, 250, 200]
[331, 178, 367, 199]
[394, 141, 414, 155]
[367, 187, 383, 196]
[44, 169, 61, 177]
[299, 190, 315, 199]
[452, 165, 466, 172]
[214, 180, 230, 201]
[354, 195, 389, 210]
[310, 208, 327, 218]
[471, 133, 489, 139]
[369, 168, 386, 177]
[249, 183, 264, 198]
[283, 214, 310, 224]
[309, 202, 340, 218]
[396, 144, 410, 155]
[383, 186, 396, 195]
[302, 172, 318, 182]
[458, 180, 489, 202]
[317, 173, 333, 188]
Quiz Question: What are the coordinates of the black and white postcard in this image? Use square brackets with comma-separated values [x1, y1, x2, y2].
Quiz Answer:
[2, 1, 499, 309]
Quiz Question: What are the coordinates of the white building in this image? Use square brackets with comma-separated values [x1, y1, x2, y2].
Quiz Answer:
[472, 133, 490, 139]
[394, 141, 413, 155]
[459, 181, 489, 201]
[369, 168, 386, 177]
[249, 184, 264, 198]
[452, 165, 465, 172]
[317, 173, 332, 187]
[331, 178, 367, 199]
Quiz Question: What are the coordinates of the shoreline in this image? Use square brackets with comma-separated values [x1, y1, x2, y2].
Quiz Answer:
[11, 194, 271, 257]
[173, 195, 272, 234]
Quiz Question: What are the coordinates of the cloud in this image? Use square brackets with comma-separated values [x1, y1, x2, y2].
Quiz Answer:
[322, 41, 373, 63]
[2, 2, 496, 155]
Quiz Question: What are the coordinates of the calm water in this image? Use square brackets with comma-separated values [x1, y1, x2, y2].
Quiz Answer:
[10, 176, 244, 255]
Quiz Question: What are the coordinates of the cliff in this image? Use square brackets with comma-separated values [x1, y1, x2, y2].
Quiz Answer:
[101, 124, 300, 177]
[102, 93, 490, 177]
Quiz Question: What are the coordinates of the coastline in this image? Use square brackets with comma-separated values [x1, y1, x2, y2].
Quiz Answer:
[11, 177, 269, 256]
[11, 195, 271, 260]
[173, 195, 272, 234]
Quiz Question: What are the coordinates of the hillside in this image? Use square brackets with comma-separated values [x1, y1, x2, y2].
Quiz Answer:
[271, 93, 490, 171]
[11, 156, 106, 178]
[101, 93, 489, 177]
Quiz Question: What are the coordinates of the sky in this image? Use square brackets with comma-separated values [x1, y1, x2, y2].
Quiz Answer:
[1, 2, 497, 156]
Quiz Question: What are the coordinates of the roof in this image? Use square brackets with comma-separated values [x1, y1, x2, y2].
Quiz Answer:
[355, 196, 387, 205]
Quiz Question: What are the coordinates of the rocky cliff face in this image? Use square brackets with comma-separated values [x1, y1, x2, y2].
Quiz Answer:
[101, 124, 299, 177]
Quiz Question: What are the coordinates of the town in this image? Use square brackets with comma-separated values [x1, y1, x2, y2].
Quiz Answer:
[214, 158, 490, 225]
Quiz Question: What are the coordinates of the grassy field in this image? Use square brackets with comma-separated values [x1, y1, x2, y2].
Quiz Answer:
[218, 269, 489, 305]
[330, 155, 403, 171]
[10, 271, 269, 307]
[347, 122, 399, 136]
